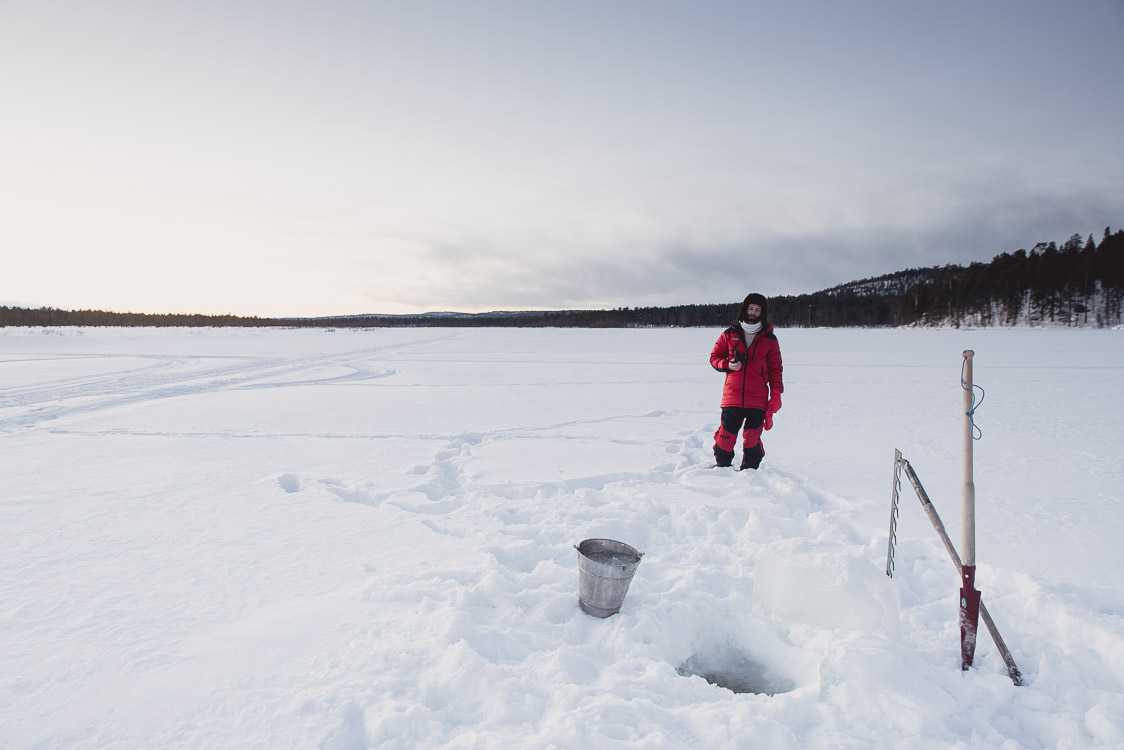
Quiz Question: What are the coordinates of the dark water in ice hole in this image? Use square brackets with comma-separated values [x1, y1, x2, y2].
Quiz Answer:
[677, 647, 796, 696]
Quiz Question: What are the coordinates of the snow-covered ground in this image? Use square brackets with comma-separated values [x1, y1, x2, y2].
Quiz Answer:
[2, 325, 1122, 749]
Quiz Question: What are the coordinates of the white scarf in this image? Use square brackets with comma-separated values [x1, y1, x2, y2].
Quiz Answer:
[739, 320, 762, 336]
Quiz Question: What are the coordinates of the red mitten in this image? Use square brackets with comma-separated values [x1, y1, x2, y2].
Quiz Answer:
[764, 392, 781, 430]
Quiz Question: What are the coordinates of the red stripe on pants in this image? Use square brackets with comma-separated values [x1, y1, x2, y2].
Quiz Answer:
[714, 424, 762, 453]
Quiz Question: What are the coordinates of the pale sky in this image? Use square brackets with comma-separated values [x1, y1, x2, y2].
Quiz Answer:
[3, 1, 1122, 317]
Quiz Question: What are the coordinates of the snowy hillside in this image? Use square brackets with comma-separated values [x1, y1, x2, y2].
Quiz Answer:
[2, 326, 1122, 749]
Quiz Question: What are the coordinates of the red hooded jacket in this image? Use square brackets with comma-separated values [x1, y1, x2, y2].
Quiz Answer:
[709, 322, 783, 410]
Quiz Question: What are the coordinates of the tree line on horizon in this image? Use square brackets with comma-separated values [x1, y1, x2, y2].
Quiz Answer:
[4, 228, 1122, 330]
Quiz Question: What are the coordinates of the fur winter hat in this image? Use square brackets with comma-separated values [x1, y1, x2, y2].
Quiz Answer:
[739, 293, 769, 325]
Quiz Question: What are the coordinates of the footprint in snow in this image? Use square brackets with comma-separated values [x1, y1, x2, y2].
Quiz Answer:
[278, 473, 302, 493]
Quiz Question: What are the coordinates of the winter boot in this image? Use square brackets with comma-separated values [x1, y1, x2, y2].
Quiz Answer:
[740, 442, 765, 471]
[714, 444, 735, 468]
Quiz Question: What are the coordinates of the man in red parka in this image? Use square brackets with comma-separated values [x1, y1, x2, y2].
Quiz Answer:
[709, 292, 783, 470]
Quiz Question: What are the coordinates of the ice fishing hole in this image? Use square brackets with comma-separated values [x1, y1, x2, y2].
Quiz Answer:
[676, 645, 795, 696]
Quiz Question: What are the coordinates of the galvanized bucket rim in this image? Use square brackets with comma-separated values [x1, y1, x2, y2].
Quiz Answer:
[574, 537, 645, 562]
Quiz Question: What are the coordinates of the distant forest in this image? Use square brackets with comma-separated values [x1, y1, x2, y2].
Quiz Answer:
[4, 228, 1122, 329]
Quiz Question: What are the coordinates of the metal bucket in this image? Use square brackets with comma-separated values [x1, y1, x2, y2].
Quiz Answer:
[575, 538, 644, 618]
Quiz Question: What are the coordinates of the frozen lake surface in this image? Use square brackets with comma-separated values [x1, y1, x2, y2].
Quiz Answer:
[2, 325, 1122, 749]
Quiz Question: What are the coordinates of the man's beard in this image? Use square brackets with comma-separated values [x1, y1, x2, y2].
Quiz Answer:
[745, 314, 760, 324]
